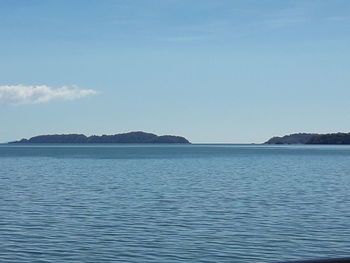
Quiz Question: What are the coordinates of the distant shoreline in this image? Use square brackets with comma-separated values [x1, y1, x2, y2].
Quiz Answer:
[265, 132, 350, 145]
[7, 131, 350, 145]
[9, 131, 190, 144]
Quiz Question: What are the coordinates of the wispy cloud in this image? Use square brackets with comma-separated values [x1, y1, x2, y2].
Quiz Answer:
[0, 85, 96, 105]
[160, 35, 208, 42]
[325, 16, 350, 22]
[158, 6, 308, 43]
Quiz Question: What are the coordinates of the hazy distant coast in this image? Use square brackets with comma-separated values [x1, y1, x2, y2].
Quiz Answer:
[265, 132, 350, 145]
[10, 131, 190, 144]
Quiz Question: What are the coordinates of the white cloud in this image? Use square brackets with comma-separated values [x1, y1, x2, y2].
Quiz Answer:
[0, 85, 96, 105]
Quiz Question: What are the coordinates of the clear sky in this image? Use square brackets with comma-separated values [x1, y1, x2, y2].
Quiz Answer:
[1, 0, 350, 143]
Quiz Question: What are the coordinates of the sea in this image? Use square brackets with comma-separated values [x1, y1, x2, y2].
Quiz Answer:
[0, 144, 349, 263]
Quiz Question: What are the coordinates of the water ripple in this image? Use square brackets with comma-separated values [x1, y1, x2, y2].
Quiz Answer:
[1, 145, 350, 262]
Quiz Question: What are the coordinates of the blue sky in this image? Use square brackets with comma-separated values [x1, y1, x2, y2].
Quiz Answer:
[1, 0, 350, 143]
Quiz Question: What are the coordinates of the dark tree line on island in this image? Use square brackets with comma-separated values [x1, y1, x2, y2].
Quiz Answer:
[265, 132, 350, 145]
[10, 131, 350, 145]
[10, 131, 190, 144]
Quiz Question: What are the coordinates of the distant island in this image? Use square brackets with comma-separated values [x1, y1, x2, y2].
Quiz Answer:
[265, 132, 350, 145]
[10, 131, 190, 144]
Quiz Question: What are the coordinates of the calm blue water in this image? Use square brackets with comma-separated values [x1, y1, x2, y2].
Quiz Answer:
[1, 144, 350, 263]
